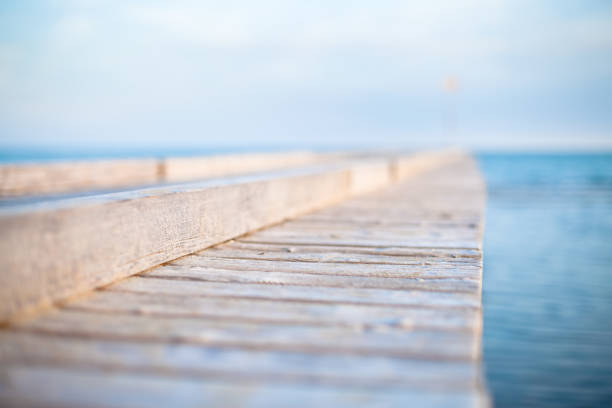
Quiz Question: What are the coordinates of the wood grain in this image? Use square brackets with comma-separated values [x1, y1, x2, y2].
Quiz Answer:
[0, 331, 482, 388]
[163, 151, 332, 183]
[0, 158, 162, 198]
[0, 165, 346, 322]
[0, 366, 489, 408]
[113, 275, 482, 309]
[0, 151, 337, 198]
[0, 151, 462, 323]
[0, 151, 490, 407]
[60, 290, 481, 331]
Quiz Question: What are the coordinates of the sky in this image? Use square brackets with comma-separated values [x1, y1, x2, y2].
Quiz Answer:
[1, 0, 612, 156]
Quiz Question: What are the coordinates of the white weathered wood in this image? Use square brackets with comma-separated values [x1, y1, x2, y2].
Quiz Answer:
[391, 149, 467, 181]
[0, 158, 161, 197]
[113, 276, 482, 309]
[0, 151, 462, 323]
[220, 241, 482, 259]
[149, 264, 480, 293]
[0, 151, 490, 407]
[0, 366, 489, 408]
[163, 151, 331, 183]
[0, 149, 469, 198]
[0, 151, 340, 198]
[15, 309, 480, 360]
[195, 248, 481, 268]
[241, 235, 481, 250]
[0, 165, 346, 322]
[346, 159, 392, 195]
[172, 255, 481, 277]
[0, 332, 482, 388]
[61, 290, 481, 331]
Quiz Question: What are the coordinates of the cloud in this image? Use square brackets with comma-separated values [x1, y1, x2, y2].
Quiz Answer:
[124, 4, 254, 47]
[0, 0, 611, 150]
[121, 1, 506, 53]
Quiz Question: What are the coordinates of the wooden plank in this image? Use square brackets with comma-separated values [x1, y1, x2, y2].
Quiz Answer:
[346, 159, 392, 195]
[147, 265, 480, 294]
[240, 235, 481, 250]
[112, 276, 482, 309]
[0, 158, 160, 197]
[163, 151, 329, 183]
[0, 151, 462, 323]
[0, 151, 336, 198]
[60, 290, 481, 331]
[171, 255, 481, 277]
[391, 149, 467, 181]
[254, 223, 481, 238]
[0, 366, 489, 408]
[0, 165, 342, 322]
[0, 332, 482, 389]
[195, 247, 481, 267]
[12, 309, 479, 361]
[219, 240, 483, 259]
[267, 219, 483, 232]
[250, 228, 481, 244]
[0, 151, 490, 406]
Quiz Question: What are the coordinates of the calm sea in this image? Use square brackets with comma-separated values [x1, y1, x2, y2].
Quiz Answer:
[478, 153, 612, 407]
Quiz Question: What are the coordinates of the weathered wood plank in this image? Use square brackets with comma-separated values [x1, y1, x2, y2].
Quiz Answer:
[0, 151, 490, 406]
[390, 149, 468, 181]
[12, 309, 479, 360]
[346, 159, 392, 195]
[112, 276, 482, 309]
[240, 235, 481, 250]
[220, 240, 482, 259]
[0, 166, 337, 322]
[265, 220, 482, 234]
[0, 151, 462, 323]
[253, 222, 481, 237]
[0, 332, 482, 389]
[196, 246, 481, 266]
[0, 158, 161, 197]
[59, 290, 480, 331]
[162, 151, 330, 183]
[0, 366, 489, 408]
[148, 265, 480, 293]
[0, 151, 337, 198]
[249, 229, 481, 245]
[171, 255, 481, 277]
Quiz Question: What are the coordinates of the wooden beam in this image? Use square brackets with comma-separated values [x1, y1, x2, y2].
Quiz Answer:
[163, 151, 330, 183]
[0, 159, 160, 197]
[0, 151, 462, 323]
[0, 151, 489, 407]
[0, 151, 342, 198]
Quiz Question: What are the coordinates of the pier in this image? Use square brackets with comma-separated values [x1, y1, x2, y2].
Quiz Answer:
[0, 151, 489, 407]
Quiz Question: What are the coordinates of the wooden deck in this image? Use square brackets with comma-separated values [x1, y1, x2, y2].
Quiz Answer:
[0, 151, 329, 197]
[0, 153, 489, 407]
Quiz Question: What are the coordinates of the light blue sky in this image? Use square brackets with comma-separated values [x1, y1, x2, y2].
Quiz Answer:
[1, 0, 611, 155]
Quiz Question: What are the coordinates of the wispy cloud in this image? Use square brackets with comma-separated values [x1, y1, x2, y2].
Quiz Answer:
[0, 0, 611, 150]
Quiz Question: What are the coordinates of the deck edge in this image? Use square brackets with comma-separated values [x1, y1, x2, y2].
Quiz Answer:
[0, 150, 466, 323]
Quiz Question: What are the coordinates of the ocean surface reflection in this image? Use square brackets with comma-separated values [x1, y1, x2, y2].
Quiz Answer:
[479, 154, 612, 407]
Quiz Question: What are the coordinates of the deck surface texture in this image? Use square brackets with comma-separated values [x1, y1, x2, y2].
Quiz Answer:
[0, 156, 488, 407]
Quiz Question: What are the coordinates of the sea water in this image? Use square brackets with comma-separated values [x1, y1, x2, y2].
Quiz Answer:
[479, 154, 612, 407]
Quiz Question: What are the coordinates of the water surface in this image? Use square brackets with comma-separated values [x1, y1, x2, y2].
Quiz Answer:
[479, 154, 612, 407]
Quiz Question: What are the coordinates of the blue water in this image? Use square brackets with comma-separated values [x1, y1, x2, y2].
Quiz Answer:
[479, 154, 612, 407]
[0, 145, 342, 163]
[0, 146, 228, 163]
